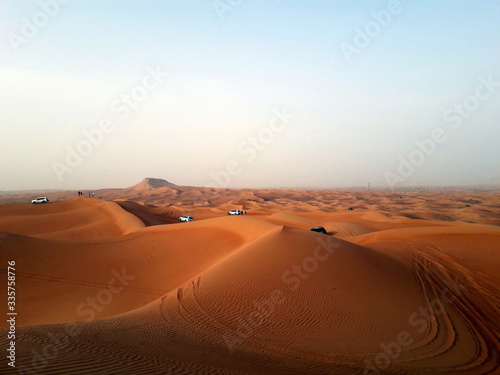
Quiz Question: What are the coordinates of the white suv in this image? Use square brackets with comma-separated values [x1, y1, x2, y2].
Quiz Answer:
[31, 197, 49, 204]
[179, 216, 194, 222]
[228, 210, 243, 215]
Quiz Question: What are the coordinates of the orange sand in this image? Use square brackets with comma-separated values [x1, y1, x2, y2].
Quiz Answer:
[0, 179, 498, 374]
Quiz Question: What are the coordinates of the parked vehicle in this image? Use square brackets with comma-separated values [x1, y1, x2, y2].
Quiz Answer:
[310, 226, 328, 234]
[179, 216, 194, 222]
[228, 210, 243, 215]
[31, 197, 49, 204]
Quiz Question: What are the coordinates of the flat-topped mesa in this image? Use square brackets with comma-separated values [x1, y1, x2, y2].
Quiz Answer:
[131, 178, 177, 190]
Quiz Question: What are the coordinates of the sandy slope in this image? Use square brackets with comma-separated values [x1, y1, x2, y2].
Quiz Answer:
[0, 198, 145, 241]
[0, 188, 499, 374]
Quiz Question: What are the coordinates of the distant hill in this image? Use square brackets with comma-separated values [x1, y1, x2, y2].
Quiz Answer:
[129, 178, 176, 191]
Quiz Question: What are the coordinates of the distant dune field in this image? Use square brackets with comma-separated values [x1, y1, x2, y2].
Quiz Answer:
[0, 179, 499, 374]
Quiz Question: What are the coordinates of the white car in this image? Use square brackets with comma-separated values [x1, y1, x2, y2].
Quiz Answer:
[179, 216, 194, 222]
[228, 210, 243, 215]
[31, 197, 49, 204]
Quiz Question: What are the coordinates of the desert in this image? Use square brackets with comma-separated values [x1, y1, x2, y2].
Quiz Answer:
[0, 178, 499, 374]
[2, 2, 500, 374]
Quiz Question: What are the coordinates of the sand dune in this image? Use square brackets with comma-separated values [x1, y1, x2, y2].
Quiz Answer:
[114, 200, 183, 225]
[0, 197, 145, 241]
[0, 204, 277, 326]
[0, 182, 499, 374]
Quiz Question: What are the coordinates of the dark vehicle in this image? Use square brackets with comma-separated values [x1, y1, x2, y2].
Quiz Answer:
[310, 226, 328, 234]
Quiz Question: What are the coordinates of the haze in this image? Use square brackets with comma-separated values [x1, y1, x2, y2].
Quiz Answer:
[1, 1, 499, 191]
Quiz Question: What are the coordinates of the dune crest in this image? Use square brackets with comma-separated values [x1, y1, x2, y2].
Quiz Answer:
[0, 197, 144, 241]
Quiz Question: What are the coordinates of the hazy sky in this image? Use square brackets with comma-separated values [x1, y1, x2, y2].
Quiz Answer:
[1, 1, 499, 191]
